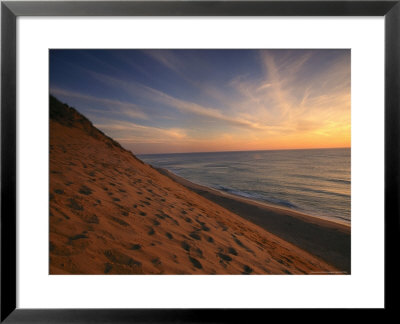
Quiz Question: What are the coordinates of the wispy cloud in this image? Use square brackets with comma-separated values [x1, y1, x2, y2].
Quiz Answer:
[142, 50, 238, 109]
[50, 88, 149, 120]
[143, 50, 183, 74]
[94, 119, 187, 142]
[228, 50, 350, 137]
[88, 70, 272, 131]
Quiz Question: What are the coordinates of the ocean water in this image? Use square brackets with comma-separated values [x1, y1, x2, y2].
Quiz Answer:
[139, 148, 351, 224]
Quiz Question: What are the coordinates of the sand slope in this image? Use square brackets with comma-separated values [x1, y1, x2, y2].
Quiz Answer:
[49, 96, 338, 274]
[158, 168, 350, 273]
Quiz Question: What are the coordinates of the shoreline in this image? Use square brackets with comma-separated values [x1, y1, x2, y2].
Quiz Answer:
[156, 167, 351, 273]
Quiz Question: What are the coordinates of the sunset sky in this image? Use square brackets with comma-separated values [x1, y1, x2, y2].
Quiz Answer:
[50, 49, 350, 154]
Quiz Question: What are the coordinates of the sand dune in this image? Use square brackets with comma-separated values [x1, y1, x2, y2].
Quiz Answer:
[49, 96, 339, 274]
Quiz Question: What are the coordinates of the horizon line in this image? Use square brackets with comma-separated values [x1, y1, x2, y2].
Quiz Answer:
[137, 146, 351, 156]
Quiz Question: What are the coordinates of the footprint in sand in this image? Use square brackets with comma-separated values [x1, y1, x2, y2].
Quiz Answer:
[104, 263, 113, 274]
[181, 241, 191, 252]
[228, 247, 238, 256]
[129, 244, 141, 250]
[69, 233, 88, 241]
[160, 212, 178, 225]
[195, 219, 210, 231]
[242, 265, 253, 274]
[201, 224, 210, 231]
[110, 216, 129, 227]
[189, 232, 201, 241]
[67, 198, 83, 211]
[276, 259, 286, 266]
[217, 252, 232, 262]
[104, 249, 141, 267]
[188, 256, 203, 269]
[151, 257, 162, 266]
[152, 219, 161, 226]
[232, 236, 245, 248]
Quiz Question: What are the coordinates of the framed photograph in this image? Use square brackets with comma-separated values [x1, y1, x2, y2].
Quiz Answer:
[1, 0, 398, 321]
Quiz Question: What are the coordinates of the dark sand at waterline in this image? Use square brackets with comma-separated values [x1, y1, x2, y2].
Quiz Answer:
[157, 168, 351, 273]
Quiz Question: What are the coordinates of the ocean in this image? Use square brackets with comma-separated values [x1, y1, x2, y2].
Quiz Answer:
[139, 148, 351, 225]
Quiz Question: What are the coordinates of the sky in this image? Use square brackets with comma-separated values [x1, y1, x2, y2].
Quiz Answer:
[50, 49, 350, 154]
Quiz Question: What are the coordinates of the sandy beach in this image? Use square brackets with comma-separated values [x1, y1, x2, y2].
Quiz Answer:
[157, 168, 351, 273]
[49, 96, 347, 275]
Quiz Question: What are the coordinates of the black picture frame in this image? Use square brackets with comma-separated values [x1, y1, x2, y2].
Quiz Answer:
[1, 0, 399, 322]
